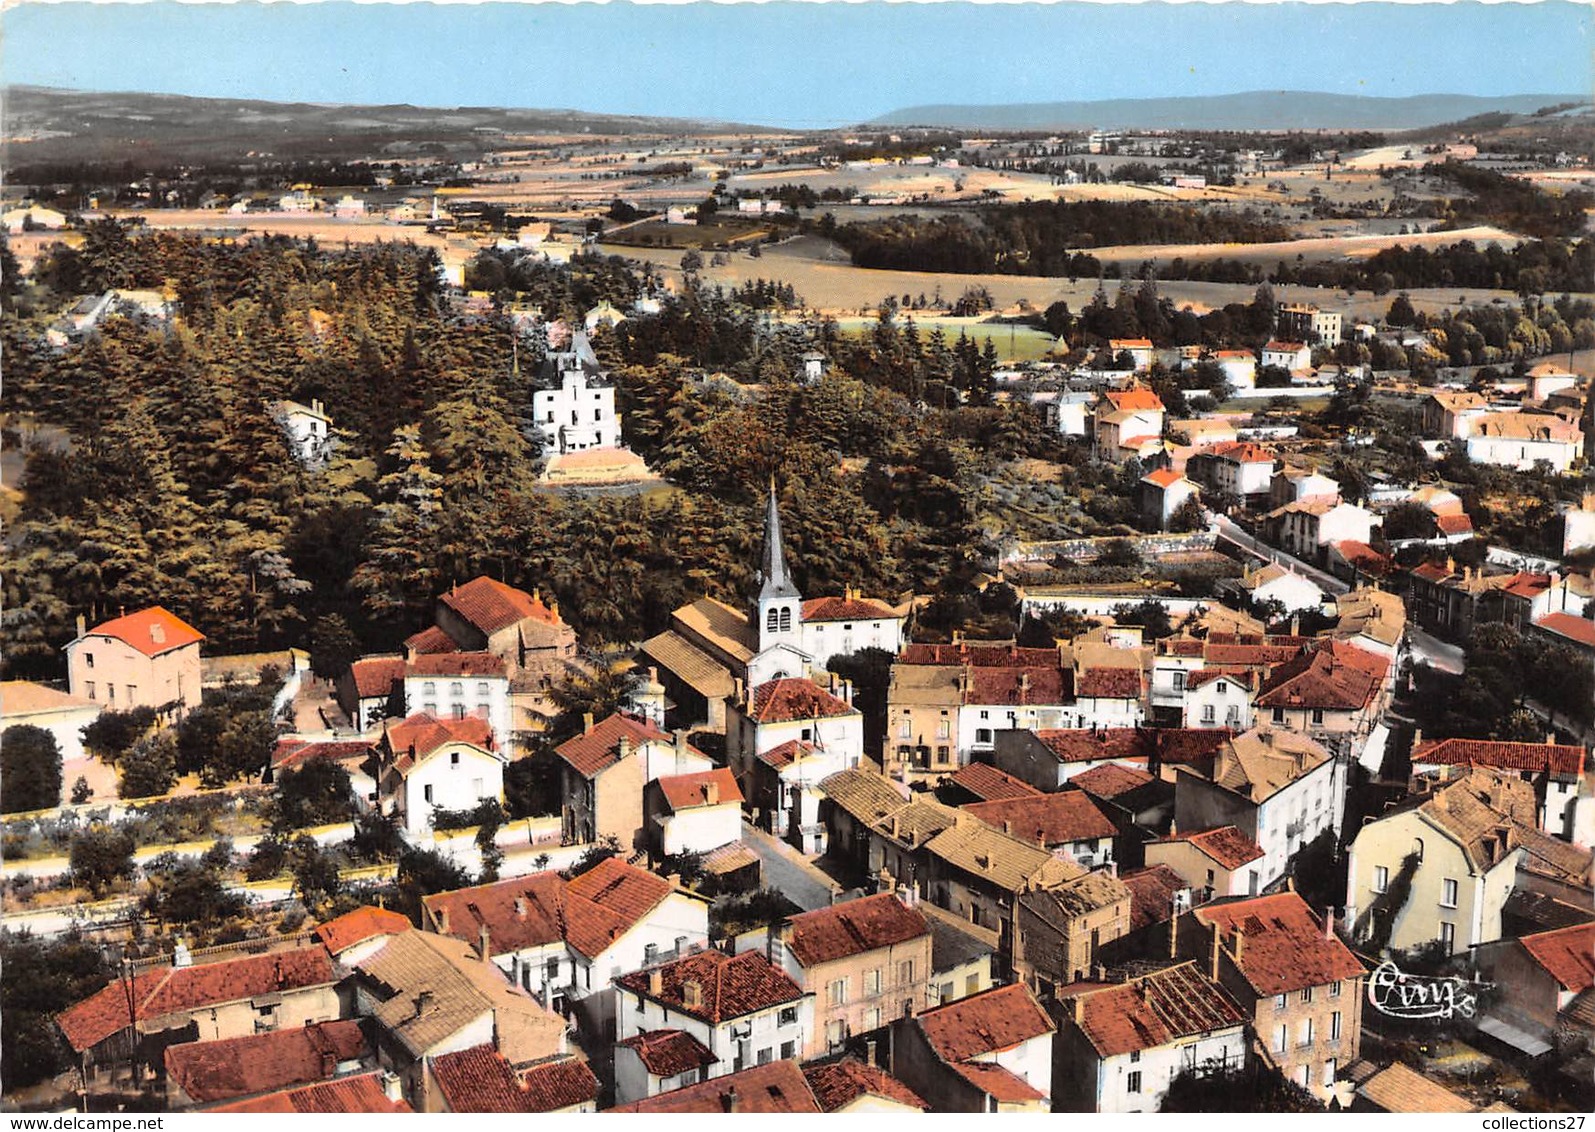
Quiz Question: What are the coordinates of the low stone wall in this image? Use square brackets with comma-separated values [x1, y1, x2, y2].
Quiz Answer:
[1005, 530, 1218, 565]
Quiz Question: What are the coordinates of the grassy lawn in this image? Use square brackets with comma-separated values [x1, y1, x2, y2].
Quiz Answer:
[828, 317, 1058, 363]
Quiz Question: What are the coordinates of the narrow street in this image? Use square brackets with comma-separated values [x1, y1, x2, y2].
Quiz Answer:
[1212, 515, 1350, 597]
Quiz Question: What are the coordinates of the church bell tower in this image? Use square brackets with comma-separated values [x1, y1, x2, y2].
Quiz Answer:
[753, 480, 803, 655]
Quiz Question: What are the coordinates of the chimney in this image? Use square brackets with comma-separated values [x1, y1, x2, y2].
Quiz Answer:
[381, 1071, 404, 1103]
[478, 923, 492, 961]
[321, 1050, 337, 1077]
[1546, 732, 1557, 746]
[1003, 820, 1013, 835]
[583, 712, 595, 734]
[1210, 924, 1221, 982]
[721, 1086, 740, 1114]
[1232, 924, 1245, 966]
[515, 895, 527, 919]
[1073, 993, 1085, 1024]
[704, 780, 719, 806]
[413, 990, 433, 1019]
[274, 957, 284, 988]
[682, 979, 702, 1009]
[76, 614, 86, 639]
[648, 969, 663, 996]
[674, 729, 689, 758]
[1323, 906, 1335, 940]
[618, 735, 632, 762]
[865, 1038, 878, 1067]
[734, 677, 745, 703]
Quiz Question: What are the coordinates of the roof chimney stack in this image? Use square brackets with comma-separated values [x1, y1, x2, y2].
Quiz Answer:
[721, 1086, 740, 1114]
[76, 613, 87, 639]
[583, 712, 595, 734]
[1324, 906, 1335, 940]
[478, 924, 491, 961]
[648, 968, 663, 996]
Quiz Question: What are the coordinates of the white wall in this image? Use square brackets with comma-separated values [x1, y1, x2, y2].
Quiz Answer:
[1182, 679, 1254, 731]
[803, 617, 904, 673]
[401, 744, 505, 835]
[1095, 1029, 1243, 1113]
[660, 803, 742, 856]
[404, 674, 512, 750]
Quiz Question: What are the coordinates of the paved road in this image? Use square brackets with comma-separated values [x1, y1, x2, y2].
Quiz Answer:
[739, 821, 839, 911]
[1212, 515, 1350, 597]
[1405, 625, 1464, 675]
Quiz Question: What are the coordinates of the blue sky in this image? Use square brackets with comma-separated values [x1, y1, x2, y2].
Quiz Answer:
[4, 1, 1590, 128]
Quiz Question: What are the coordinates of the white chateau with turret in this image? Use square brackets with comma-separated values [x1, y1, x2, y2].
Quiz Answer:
[531, 331, 620, 455]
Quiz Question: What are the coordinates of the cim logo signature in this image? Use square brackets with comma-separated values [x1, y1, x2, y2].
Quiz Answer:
[1367, 960, 1490, 1020]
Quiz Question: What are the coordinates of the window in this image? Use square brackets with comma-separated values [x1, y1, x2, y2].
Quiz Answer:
[127, 685, 136, 702]
[965, 974, 980, 995]
[767, 608, 779, 633]
[86, 681, 96, 701]
[756, 1047, 772, 1066]
[1323, 1059, 1337, 1088]
[1372, 865, 1389, 893]
[548, 958, 561, 981]
[1330, 1011, 1342, 1042]
[864, 1007, 881, 1030]
[825, 1020, 847, 1048]
[864, 969, 881, 995]
[1298, 1017, 1314, 1047]
[1172, 671, 1186, 691]
[975, 728, 993, 744]
[780, 1041, 795, 1059]
[936, 719, 951, 740]
[778, 1007, 797, 1026]
[1272, 707, 1285, 723]
[424, 784, 434, 803]
[423, 681, 437, 697]
[107, 685, 114, 703]
[1299, 987, 1313, 1005]
[1311, 708, 1325, 725]
[936, 746, 951, 762]
[1275, 994, 1288, 1011]
[451, 751, 460, 766]
[476, 682, 490, 696]
[828, 978, 848, 1006]
[1127, 1071, 1142, 1094]
[1129, 1051, 1140, 1064]
[778, 608, 792, 633]
[1202, 704, 1216, 724]
[451, 705, 466, 721]
[1329, 980, 1342, 999]
[898, 720, 912, 739]
[1441, 878, 1459, 908]
[898, 960, 914, 985]
[1440, 921, 1456, 952]
[1226, 706, 1243, 726]
[84, 653, 94, 668]
[1274, 1025, 1288, 1053]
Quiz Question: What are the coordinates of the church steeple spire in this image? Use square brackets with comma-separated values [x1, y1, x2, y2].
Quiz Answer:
[758, 478, 800, 603]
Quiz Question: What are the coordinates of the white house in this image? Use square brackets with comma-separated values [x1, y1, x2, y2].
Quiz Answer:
[422, 857, 711, 1038]
[1189, 441, 1276, 500]
[1233, 562, 1326, 616]
[532, 332, 620, 455]
[613, 949, 813, 1103]
[332, 195, 367, 219]
[1053, 962, 1248, 1113]
[1045, 390, 1096, 438]
[1464, 414, 1582, 473]
[1212, 349, 1257, 390]
[1261, 340, 1311, 372]
[1273, 499, 1376, 560]
[1093, 386, 1166, 464]
[648, 766, 744, 856]
[1109, 339, 1156, 371]
[372, 712, 507, 835]
[1140, 468, 1200, 531]
[1527, 362, 1579, 402]
[402, 652, 513, 752]
[799, 592, 906, 672]
[1181, 671, 1255, 732]
[3, 205, 67, 233]
[0, 681, 101, 764]
[270, 399, 334, 467]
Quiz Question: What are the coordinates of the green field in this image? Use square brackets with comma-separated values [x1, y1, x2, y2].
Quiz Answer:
[827, 318, 1058, 363]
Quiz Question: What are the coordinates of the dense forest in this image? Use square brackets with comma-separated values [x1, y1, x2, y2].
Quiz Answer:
[829, 201, 1292, 274]
[2, 223, 1069, 682]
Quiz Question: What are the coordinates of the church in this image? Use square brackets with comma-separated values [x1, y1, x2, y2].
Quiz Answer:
[639, 484, 907, 733]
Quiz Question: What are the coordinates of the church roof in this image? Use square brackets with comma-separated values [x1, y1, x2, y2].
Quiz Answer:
[757, 482, 802, 604]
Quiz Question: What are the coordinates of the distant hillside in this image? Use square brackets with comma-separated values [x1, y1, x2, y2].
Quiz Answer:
[2, 85, 769, 168]
[868, 91, 1590, 132]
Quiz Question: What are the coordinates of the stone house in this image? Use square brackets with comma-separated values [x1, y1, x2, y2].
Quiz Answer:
[553, 712, 713, 851]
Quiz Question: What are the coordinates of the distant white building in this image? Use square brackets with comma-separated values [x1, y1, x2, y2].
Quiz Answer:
[531, 332, 621, 455]
[271, 398, 334, 467]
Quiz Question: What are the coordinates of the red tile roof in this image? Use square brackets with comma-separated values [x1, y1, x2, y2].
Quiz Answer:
[1412, 561, 1454, 583]
[607, 1060, 821, 1113]
[57, 948, 337, 1053]
[963, 665, 1072, 706]
[1519, 923, 1595, 993]
[210, 1072, 410, 1113]
[784, 893, 929, 967]
[1194, 892, 1365, 997]
[1033, 727, 1228, 766]
[1536, 612, 1595, 649]
[424, 857, 673, 961]
[378, 712, 496, 771]
[803, 1058, 928, 1111]
[1155, 825, 1264, 870]
[748, 677, 857, 723]
[314, 906, 412, 955]
[1264, 340, 1307, 353]
[656, 767, 743, 812]
[1436, 512, 1475, 536]
[1120, 865, 1191, 932]
[915, 983, 1054, 1062]
[1209, 441, 1275, 464]
[1185, 668, 1255, 692]
[1333, 540, 1393, 573]
[554, 711, 673, 778]
[1255, 645, 1381, 712]
[1071, 761, 1156, 799]
[273, 739, 373, 773]
[615, 949, 803, 1023]
[1076, 667, 1143, 700]
[164, 1020, 367, 1104]
[440, 576, 561, 635]
[1143, 467, 1185, 488]
[1109, 339, 1155, 350]
[84, 606, 205, 657]
[1055, 961, 1246, 1057]
[899, 643, 1060, 667]
[964, 793, 1117, 846]
[405, 651, 506, 677]
[1412, 737, 1584, 780]
[947, 1060, 1046, 1103]
[756, 738, 818, 770]
[801, 596, 898, 622]
[347, 656, 405, 700]
[403, 625, 459, 654]
[432, 1045, 597, 1112]
[945, 763, 1043, 801]
[618, 1029, 718, 1077]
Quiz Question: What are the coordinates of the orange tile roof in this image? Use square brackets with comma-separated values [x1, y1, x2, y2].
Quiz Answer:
[656, 767, 743, 812]
[748, 677, 856, 724]
[947, 1060, 1046, 1103]
[1209, 441, 1275, 464]
[347, 656, 405, 700]
[1255, 644, 1381, 712]
[964, 792, 1117, 846]
[83, 606, 204, 657]
[1536, 612, 1595, 649]
[272, 739, 372, 773]
[1194, 891, 1365, 997]
[209, 1071, 410, 1113]
[1055, 961, 1246, 1057]
[1413, 737, 1584, 780]
[1071, 761, 1156, 799]
[803, 1058, 928, 1111]
[801, 596, 898, 622]
[618, 1029, 719, 1078]
[1155, 825, 1264, 870]
[1110, 338, 1155, 350]
[424, 857, 673, 961]
[1076, 666, 1143, 700]
[945, 762, 1042, 801]
[899, 643, 1060, 667]
[615, 949, 803, 1023]
[314, 906, 412, 955]
[1120, 865, 1191, 932]
[164, 1020, 367, 1104]
[378, 711, 495, 771]
[1142, 467, 1186, 488]
[440, 576, 561, 635]
[607, 1060, 820, 1113]
[403, 625, 460, 654]
[432, 1045, 597, 1112]
[915, 983, 1054, 1063]
[1436, 512, 1475, 536]
[1104, 386, 1165, 412]
[784, 893, 929, 967]
[57, 948, 337, 1053]
[1033, 727, 1228, 766]
[756, 738, 819, 770]
[963, 665, 1072, 706]
[554, 711, 673, 778]
[1519, 922, 1595, 993]
[1264, 340, 1307, 353]
[405, 651, 506, 677]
